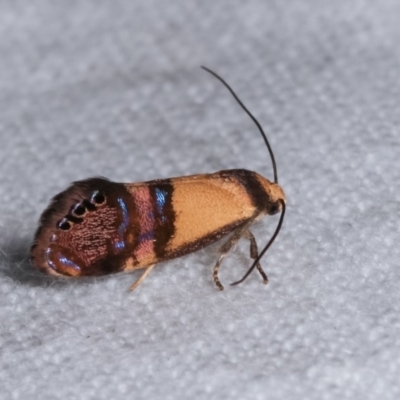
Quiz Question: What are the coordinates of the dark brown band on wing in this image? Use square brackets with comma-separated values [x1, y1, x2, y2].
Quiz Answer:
[219, 169, 270, 212]
[149, 180, 176, 259]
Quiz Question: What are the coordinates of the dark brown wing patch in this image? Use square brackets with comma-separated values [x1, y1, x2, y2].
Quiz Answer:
[31, 178, 137, 277]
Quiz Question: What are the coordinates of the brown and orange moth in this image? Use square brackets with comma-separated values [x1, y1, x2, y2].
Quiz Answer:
[31, 67, 286, 291]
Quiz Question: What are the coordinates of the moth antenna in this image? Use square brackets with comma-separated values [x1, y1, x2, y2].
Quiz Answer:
[201, 66, 278, 184]
[230, 200, 285, 286]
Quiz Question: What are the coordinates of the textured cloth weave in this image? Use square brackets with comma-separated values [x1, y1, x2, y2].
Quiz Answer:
[1, 1, 399, 399]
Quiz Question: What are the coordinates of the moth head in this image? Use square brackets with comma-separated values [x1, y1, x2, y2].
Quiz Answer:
[267, 182, 286, 215]
[31, 178, 134, 277]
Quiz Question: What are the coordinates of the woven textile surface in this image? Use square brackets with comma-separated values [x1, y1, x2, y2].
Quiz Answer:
[1, 1, 399, 399]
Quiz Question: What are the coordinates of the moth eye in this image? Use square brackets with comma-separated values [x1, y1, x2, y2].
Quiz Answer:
[91, 191, 106, 205]
[269, 203, 280, 215]
[58, 218, 72, 230]
[71, 203, 86, 217]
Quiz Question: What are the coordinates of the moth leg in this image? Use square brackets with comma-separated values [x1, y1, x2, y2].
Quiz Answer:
[213, 225, 252, 291]
[129, 264, 155, 291]
[243, 230, 268, 284]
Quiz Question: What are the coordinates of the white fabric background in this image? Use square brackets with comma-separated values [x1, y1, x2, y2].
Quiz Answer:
[1, 1, 399, 399]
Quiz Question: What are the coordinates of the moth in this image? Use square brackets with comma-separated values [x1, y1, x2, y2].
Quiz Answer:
[31, 67, 286, 291]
